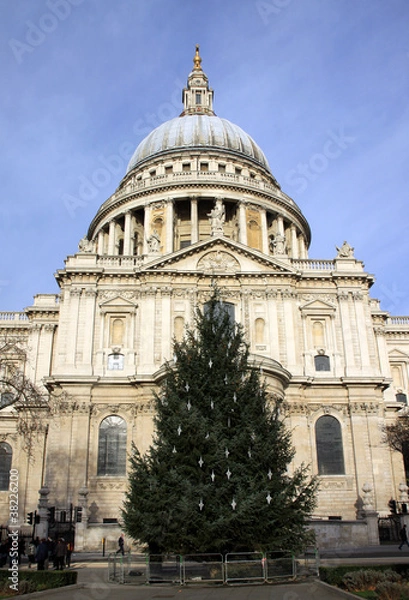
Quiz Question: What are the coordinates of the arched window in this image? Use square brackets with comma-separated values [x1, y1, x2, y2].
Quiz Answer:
[314, 354, 330, 371]
[111, 318, 124, 346]
[392, 365, 404, 388]
[312, 321, 325, 347]
[255, 318, 265, 344]
[248, 220, 262, 250]
[97, 416, 127, 476]
[315, 416, 345, 475]
[0, 443, 12, 490]
[174, 316, 185, 342]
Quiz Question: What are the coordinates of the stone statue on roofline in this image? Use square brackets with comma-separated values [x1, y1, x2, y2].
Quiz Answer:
[336, 240, 354, 258]
[147, 229, 161, 253]
[208, 198, 225, 236]
[78, 236, 95, 253]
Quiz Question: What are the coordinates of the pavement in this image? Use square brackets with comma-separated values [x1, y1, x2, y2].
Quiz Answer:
[10, 545, 409, 600]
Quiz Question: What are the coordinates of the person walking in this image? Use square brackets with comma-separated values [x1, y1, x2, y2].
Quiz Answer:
[116, 533, 125, 555]
[399, 524, 409, 550]
[55, 538, 67, 570]
[35, 539, 49, 571]
[27, 540, 36, 569]
[66, 541, 73, 568]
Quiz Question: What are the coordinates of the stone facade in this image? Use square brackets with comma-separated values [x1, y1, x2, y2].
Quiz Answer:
[1, 48, 409, 550]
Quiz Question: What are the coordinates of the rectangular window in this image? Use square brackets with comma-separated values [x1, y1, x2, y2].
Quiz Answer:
[196, 92, 201, 104]
[103, 518, 118, 524]
[200, 162, 209, 172]
[108, 354, 124, 370]
[165, 166, 173, 174]
[149, 169, 156, 177]
[180, 240, 191, 249]
[235, 167, 242, 175]
[182, 163, 191, 172]
[218, 164, 226, 173]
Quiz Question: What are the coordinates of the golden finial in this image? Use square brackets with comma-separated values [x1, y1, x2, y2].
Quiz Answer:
[193, 44, 202, 70]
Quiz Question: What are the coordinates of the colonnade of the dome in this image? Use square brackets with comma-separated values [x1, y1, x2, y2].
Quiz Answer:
[90, 195, 309, 260]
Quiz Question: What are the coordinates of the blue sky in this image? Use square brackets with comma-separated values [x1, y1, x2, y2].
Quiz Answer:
[0, 0, 408, 314]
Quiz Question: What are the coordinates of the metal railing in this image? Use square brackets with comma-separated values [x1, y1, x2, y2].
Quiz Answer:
[107, 548, 319, 586]
[108, 552, 147, 584]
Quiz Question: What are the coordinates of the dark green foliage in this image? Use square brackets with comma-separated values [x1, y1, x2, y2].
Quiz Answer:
[342, 569, 401, 592]
[320, 565, 409, 588]
[123, 288, 317, 554]
[0, 569, 77, 594]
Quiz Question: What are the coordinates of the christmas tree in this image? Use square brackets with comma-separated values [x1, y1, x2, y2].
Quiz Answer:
[122, 288, 317, 554]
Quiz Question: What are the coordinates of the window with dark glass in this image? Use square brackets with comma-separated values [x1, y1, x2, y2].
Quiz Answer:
[314, 354, 330, 371]
[0, 393, 14, 408]
[97, 416, 127, 476]
[195, 92, 201, 104]
[0, 443, 12, 490]
[396, 393, 408, 404]
[315, 416, 345, 475]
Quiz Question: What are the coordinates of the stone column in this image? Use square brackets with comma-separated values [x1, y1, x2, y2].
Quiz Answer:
[276, 215, 284, 236]
[166, 199, 174, 253]
[143, 204, 151, 255]
[337, 291, 353, 373]
[108, 220, 116, 255]
[191, 196, 198, 244]
[290, 225, 298, 258]
[74, 486, 89, 551]
[361, 483, 379, 546]
[298, 234, 307, 259]
[67, 288, 81, 366]
[82, 289, 97, 370]
[35, 485, 50, 540]
[97, 230, 105, 255]
[238, 201, 247, 245]
[260, 207, 269, 254]
[123, 211, 132, 256]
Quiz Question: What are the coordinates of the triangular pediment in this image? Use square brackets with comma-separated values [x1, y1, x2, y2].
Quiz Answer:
[143, 237, 296, 275]
[389, 348, 409, 361]
[99, 295, 137, 310]
[299, 298, 336, 314]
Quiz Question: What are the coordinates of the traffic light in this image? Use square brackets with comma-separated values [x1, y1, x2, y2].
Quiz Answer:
[389, 499, 397, 514]
[27, 512, 33, 525]
[35, 512, 40, 524]
[47, 506, 55, 524]
[75, 506, 83, 523]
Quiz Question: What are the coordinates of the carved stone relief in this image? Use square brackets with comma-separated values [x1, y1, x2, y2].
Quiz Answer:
[197, 251, 240, 273]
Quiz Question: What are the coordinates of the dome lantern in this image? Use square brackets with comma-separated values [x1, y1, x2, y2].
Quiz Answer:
[180, 44, 215, 116]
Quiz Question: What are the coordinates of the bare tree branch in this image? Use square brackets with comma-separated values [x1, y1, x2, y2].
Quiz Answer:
[383, 414, 409, 454]
[0, 336, 64, 459]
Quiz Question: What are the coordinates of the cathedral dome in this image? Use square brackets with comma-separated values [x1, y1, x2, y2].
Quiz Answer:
[126, 115, 271, 174]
